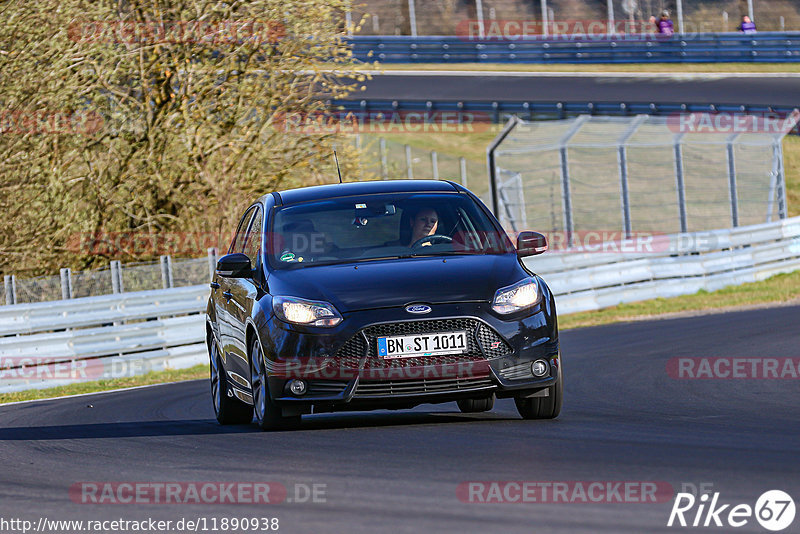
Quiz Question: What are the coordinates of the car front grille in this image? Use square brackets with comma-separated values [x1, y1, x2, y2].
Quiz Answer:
[353, 375, 495, 398]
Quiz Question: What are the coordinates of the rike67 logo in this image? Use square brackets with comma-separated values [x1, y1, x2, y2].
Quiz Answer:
[668, 490, 795, 531]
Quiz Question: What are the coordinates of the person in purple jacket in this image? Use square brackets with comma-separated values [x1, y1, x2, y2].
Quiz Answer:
[739, 15, 757, 34]
[657, 11, 674, 36]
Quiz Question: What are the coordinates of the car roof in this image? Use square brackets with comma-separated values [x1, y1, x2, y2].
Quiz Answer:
[264, 180, 464, 206]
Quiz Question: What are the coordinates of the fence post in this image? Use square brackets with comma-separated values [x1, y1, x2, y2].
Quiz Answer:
[431, 151, 439, 180]
[676, 0, 684, 34]
[773, 141, 788, 220]
[475, 0, 485, 38]
[60, 268, 73, 300]
[556, 115, 590, 247]
[380, 138, 388, 179]
[617, 115, 646, 238]
[407, 0, 417, 36]
[110, 260, 124, 293]
[540, 0, 549, 38]
[486, 116, 520, 217]
[5, 275, 16, 305]
[208, 247, 218, 281]
[673, 133, 688, 234]
[726, 133, 741, 227]
[459, 157, 468, 187]
[405, 144, 413, 178]
[160, 255, 173, 289]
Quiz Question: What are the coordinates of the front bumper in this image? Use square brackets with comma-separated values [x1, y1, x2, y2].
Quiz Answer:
[256, 298, 559, 411]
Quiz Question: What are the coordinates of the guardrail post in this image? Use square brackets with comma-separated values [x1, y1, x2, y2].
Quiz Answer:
[160, 255, 173, 289]
[726, 133, 741, 228]
[60, 268, 73, 300]
[379, 138, 388, 180]
[110, 260, 124, 293]
[207, 247, 218, 281]
[5, 275, 16, 305]
[673, 133, 688, 234]
[459, 157, 468, 187]
[431, 151, 439, 180]
[405, 144, 413, 178]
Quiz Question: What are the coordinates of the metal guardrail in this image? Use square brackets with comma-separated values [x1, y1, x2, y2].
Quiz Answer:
[0, 285, 209, 393]
[1, 218, 798, 393]
[525, 217, 800, 314]
[349, 32, 800, 63]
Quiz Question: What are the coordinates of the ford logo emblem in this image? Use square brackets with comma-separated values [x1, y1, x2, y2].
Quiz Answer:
[405, 304, 431, 314]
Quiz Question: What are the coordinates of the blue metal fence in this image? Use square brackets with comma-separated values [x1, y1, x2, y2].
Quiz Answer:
[349, 32, 800, 63]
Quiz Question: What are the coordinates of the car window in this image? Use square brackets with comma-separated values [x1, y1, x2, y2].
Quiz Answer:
[268, 193, 514, 269]
[230, 206, 256, 254]
[242, 208, 263, 262]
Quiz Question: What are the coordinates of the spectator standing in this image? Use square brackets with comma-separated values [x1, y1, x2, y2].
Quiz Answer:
[738, 15, 757, 34]
[657, 11, 674, 35]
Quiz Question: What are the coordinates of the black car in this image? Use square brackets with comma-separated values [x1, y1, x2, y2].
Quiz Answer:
[206, 180, 561, 429]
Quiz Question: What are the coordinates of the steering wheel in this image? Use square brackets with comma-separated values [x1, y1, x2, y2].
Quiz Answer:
[410, 234, 453, 248]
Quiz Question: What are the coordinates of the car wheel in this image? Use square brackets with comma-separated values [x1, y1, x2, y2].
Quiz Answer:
[457, 394, 495, 413]
[210, 341, 253, 425]
[515, 364, 562, 420]
[249, 339, 301, 431]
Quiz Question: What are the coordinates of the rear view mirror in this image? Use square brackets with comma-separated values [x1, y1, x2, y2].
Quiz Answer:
[353, 203, 396, 227]
[516, 232, 548, 257]
[216, 253, 252, 278]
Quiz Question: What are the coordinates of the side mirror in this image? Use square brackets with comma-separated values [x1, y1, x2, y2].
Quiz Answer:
[516, 231, 548, 257]
[216, 253, 252, 278]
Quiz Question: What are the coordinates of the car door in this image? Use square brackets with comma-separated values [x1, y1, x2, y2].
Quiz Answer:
[215, 206, 256, 386]
[225, 205, 264, 389]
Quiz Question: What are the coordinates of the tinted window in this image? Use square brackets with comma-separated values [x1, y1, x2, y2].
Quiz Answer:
[268, 193, 513, 269]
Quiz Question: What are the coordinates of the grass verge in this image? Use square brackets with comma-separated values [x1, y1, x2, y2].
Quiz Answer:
[559, 270, 800, 330]
[0, 364, 209, 405]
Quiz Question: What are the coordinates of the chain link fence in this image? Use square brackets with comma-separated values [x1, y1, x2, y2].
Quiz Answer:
[351, 0, 800, 36]
[490, 114, 794, 235]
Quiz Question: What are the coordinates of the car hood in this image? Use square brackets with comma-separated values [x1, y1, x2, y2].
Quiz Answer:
[267, 254, 523, 313]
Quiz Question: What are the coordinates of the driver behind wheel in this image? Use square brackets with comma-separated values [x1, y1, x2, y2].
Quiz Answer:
[408, 207, 438, 247]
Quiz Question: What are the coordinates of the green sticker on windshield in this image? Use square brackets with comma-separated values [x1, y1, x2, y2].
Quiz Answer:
[280, 251, 296, 262]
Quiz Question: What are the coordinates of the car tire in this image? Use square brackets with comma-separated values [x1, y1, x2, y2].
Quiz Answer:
[210, 341, 253, 425]
[457, 394, 495, 413]
[249, 339, 301, 431]
[514, 365, 563, 420]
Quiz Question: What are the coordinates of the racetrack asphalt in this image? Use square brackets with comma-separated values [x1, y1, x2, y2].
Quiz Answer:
[1, 304, 798, 533]
[348, 71, 800, 108]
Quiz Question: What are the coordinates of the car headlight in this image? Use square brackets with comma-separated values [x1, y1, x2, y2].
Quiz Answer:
[273, 296, 342, 327]
[491, 278, 540, 314]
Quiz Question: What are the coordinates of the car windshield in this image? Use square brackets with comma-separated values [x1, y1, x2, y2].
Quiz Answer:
[267, 192, 514, 269]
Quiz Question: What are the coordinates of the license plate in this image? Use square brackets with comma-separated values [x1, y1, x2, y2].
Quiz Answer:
[377, 331, 468, 359]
